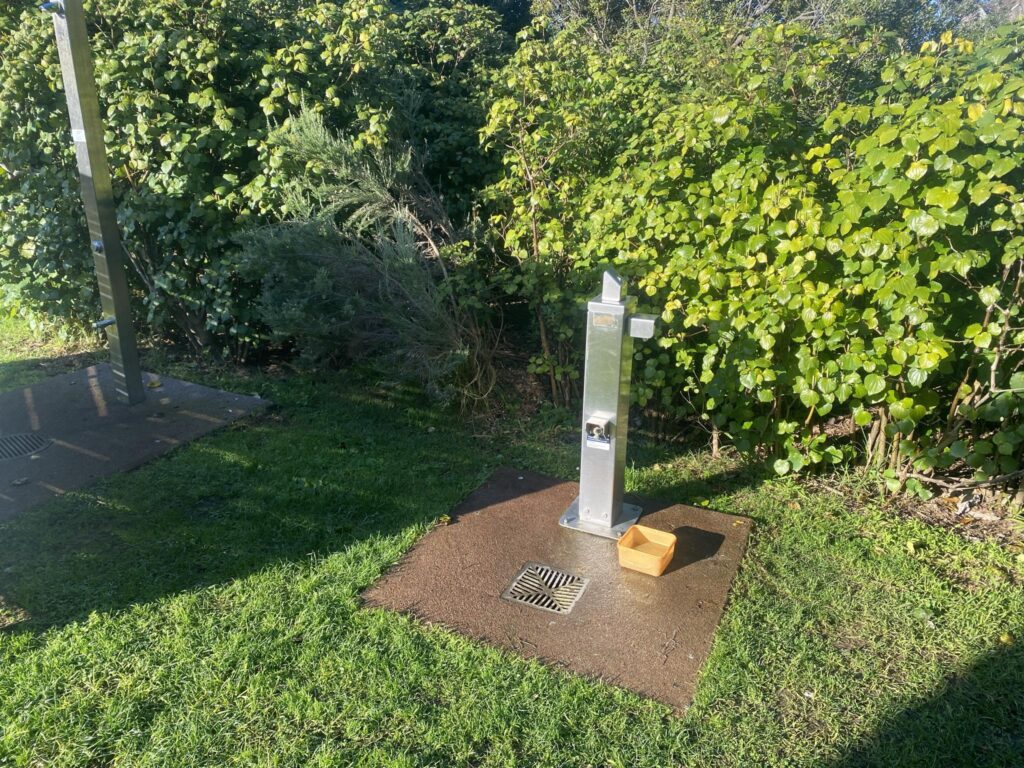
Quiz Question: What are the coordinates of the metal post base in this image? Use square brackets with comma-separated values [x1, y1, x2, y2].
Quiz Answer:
[559, 497, 643, 540]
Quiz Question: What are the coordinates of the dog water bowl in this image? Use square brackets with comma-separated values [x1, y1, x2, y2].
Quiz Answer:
[617, 524, 677, 576]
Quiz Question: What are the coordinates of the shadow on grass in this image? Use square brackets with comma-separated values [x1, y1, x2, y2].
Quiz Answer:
[0, 359, 777, 637]
[0, 351, 104, 393]
[0, 371, 494, 633]
[829, 645, 1024, 768]
[641, 456, 776, 515]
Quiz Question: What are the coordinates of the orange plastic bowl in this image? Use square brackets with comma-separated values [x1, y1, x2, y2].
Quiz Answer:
[617, 524, 677, 576]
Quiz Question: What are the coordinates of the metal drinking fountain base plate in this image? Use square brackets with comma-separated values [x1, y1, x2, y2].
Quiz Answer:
[558, 497, 643, 540]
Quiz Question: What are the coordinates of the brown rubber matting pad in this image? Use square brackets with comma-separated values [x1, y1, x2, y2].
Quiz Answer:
[0, 363, 267, 520]
[364, 467, 751, 713]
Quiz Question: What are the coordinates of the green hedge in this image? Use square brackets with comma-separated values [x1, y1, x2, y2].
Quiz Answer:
[0, 0, 506, 347]
[3, 1, 1022, 492]
[483, 22, 1024, 492]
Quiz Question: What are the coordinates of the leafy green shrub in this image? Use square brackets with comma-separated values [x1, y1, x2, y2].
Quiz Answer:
[0, 0, 507, 348]
[532, 0, 996, 56]
[239, 110, 497, 404]
[482, 20, 889, 403]
[482, 24, 656, 405]
[484, 21, 1024, 494]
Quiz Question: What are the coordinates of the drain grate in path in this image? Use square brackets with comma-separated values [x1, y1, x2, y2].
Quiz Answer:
[0, 433, 53, 462]
[501, 562, 589, 615]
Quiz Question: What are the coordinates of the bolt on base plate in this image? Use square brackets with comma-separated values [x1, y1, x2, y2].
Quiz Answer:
[558, 497, 643, 540]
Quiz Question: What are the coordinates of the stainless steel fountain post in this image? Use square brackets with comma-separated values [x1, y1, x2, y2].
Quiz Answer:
[559, 269, 656, 539]
[44, 0, 145, 405]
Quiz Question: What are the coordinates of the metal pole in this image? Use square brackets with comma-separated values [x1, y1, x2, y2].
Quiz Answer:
[45, 0, 145, 405]
[560, 269, 656, 539]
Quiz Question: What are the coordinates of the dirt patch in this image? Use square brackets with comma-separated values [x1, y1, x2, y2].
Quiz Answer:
[0, 593, 29, 630]
[807, 476, 1023, 548]
[891, 491, 1023, 548]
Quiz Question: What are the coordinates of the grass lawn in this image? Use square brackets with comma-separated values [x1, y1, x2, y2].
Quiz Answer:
[1, 317, 1022, 767]
[0, 316, 101, 392]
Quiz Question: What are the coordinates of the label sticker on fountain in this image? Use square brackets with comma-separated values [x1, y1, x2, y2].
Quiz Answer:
[592, 313, 618, 329]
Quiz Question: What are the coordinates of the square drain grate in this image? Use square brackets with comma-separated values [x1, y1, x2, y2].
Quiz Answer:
[501, 562, 589, 615]
[0, 433, 53, 462]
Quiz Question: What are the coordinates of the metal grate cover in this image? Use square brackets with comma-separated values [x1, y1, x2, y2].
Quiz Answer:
[501, 562, 589, 615]
[0, 433, 53, 461]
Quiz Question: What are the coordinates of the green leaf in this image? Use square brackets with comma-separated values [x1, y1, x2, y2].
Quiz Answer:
[978, 286, 1000, 305]
[773, 459, 791, 476]
[711, 105, 732, 126]
[990, 157, 1016, 178]
[906, 368, 928, 387]
[924, 186, 959, 210]
[877, 124, 899, 146]
[906, 160, 929, 180]
[864, 373, 886, 396]
[978, 71, 1004, 93]
[908, 211, 939, 237]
